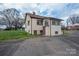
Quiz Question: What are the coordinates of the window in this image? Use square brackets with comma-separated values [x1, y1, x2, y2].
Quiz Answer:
[28, 21, 30, 25]
[56, 21, 60, 25]
[52, 20, 56, 25]
[37, 19, 43, 25]
[45, 21, 49, 26]
[52, 21, 60, 25]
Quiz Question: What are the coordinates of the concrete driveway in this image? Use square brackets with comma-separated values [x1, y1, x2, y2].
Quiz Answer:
[0, 31, 79, 56]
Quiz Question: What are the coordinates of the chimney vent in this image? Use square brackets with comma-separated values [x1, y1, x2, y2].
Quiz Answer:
[33, 12, 36, 15]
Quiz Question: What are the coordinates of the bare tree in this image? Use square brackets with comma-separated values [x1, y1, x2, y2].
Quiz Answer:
[67, 14, 79, 26]
[0, 8, 24, 30]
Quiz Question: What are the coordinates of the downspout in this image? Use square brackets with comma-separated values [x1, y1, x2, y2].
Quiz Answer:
[50, 19, 51, 37]
[31, 17, 32, 35]
[25, 14, 27, 31]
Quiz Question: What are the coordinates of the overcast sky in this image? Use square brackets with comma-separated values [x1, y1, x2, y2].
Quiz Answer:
[0, 3, 79, 25]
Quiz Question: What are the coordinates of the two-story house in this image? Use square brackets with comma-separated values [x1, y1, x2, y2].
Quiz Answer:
[25, 12, 63, 36]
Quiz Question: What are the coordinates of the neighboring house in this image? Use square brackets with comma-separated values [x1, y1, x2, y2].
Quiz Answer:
[25, 12, 63, 36]
[67, 23, 79, 30]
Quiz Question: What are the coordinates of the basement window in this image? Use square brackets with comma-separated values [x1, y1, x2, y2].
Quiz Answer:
[55, 31, 58, 34]
[40, 30, 43, 35]
[34, 30, 37, 35]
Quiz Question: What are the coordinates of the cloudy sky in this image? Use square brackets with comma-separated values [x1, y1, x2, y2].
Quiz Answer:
[0, 3, 79, 25]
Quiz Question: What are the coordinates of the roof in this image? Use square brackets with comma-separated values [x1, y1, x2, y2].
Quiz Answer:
[26, 13, 63, 21]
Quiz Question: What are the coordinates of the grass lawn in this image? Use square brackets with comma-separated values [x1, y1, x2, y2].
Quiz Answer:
[62, 30, 73, 36]
[0, 30, 32, 42]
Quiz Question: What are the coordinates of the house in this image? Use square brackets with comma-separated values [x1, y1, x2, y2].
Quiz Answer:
[67, 23, 79, 30]
[25, 12, 63, 36]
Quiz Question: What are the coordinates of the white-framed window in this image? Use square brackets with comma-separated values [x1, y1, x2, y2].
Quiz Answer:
[37, 19, 43, 25]
[52, 20, 56, 25]
[28, 21, 30, 25]
[52, 20, 60, 25]
[45, 20, 49, 26]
